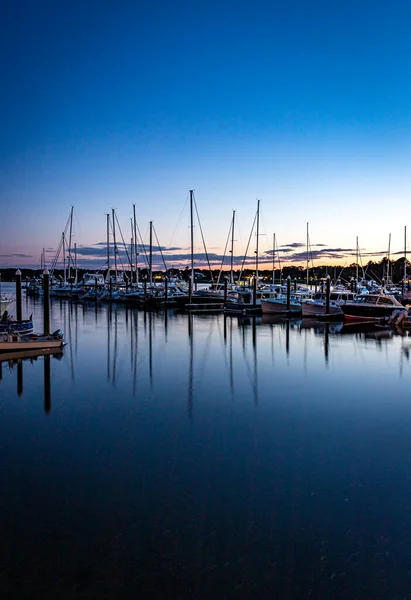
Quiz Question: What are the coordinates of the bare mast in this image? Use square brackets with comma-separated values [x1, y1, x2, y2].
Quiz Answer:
[106, 213, 110, 282]
[67, 206, 74, 281]
[149, 220, 153, 287]
[190, 190, 195, 288]
[133, 204, 139, 285]
[230, 210, 235, 287]
[112, 208, 118, 283]
[255, 200, 260, 284]
[306, 222, 309, 287]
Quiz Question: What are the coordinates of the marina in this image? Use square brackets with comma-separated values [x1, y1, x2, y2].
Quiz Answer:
[1, 282, 411, 597]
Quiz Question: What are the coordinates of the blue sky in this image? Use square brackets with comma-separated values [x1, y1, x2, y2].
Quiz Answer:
[1, 0, 411, 269]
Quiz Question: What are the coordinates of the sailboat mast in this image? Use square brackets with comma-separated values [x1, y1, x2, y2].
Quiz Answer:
[272, 233, 275, 284]
[130, 219, 134, 283]
[387, 233, 391, 283]
[149, 220, 153, 287]
[255, 200, 260, 284]
[74, 242, 78, 285]
[190, 190, 195, 287]
[133, 204, 139, 285]
[112, 208, 118, 283]
[306, 222, 309, 287]
[62, 232, 66, 283]
[106, 213, 110, 282]
[67, 206, 73, 281]
[230, 210, 235, 286]
[356, 236, 359, 285]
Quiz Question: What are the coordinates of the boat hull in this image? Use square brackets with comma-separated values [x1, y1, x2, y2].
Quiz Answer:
[341, 305, 401, 321]
[261, 300, 301, 315]
[0, 320, 34, 335]
[301, 302, 343, 318]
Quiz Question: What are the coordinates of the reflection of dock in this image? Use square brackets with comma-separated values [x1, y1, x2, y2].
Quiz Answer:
[0, 347, 63, 363]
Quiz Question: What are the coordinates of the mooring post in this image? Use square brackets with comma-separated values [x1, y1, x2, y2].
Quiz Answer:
[15, 269, 22, 321]
[286, 276, 291, 311]
[294, 278, 297, 292]
[144, 277, 147, 298]
[188, 278, 192, 303]
[164, 277, 168, 305]
[253, 274, 257, 307]
[325, 274, 331, 315]
[224, 277, 228, 304]
[43, 268, 50, 335]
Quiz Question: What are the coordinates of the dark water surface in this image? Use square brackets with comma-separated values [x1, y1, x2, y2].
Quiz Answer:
[1, 285, 411, 599]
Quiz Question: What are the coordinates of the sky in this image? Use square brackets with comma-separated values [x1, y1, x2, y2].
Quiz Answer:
[1, 0, 411, 272]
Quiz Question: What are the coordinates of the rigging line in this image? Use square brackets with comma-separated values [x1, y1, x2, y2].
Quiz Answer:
[136, 223, 150, 268]
[50, 235, 64, 275]
[169, 195, 189, 248]
[217, 219, 233, 287]
[153, 225, 168, 272]
[193, 193, 215, 284]
[238, 210, 257, 283]
[114, 211, 132, 271]
[337, 262, 348, 281]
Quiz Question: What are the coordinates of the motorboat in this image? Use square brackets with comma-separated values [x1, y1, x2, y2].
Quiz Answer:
[301, 291, 356, 318]
[0, 329, 64, 352]
[340, 294, 405, 321]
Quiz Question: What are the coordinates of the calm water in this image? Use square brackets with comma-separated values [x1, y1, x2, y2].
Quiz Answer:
[1, 283, 411, 599]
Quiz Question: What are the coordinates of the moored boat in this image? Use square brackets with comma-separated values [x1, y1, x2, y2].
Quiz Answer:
[0, 316, 34, 335]
[340, 294, 405, 321]
[0, 329, 64, 352]
[301, 291, 356, 318]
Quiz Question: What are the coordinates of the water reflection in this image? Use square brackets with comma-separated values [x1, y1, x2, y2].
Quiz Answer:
[2, 295, 411, 598]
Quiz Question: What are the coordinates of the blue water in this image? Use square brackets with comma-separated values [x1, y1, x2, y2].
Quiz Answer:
[1, 284, 411, 598]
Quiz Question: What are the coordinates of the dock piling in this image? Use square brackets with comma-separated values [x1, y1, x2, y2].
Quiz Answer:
[325, 275, 331, 314]
[15, 269, 22, 321]
[43, 268, 50, 335]
[286, 276, 291, 311]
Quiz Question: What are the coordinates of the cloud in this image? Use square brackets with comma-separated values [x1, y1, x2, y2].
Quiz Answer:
[280, 242, 304, 248]
[0, 253, 33, 258]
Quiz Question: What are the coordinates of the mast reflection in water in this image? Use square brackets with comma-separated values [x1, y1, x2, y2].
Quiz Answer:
[1, 292, 411, 599]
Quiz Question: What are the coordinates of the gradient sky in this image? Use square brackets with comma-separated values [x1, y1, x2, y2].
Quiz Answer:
[2, 0, 411, 271]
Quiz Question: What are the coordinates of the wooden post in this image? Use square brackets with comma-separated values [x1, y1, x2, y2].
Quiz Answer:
[224, 277, 228, 303]
[15, 269, 22, 321]
[188, 278, 192, 303]
[43, 268, 50, 335]
[286, 276, 291, 311]
[164, 277, 168, 305]
[325, 275, 331, 315]
[253, 274, 257, 307]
